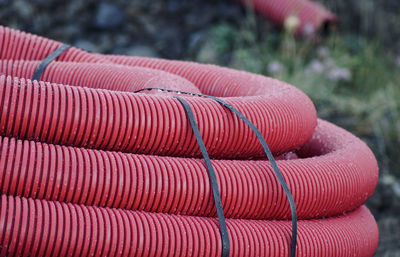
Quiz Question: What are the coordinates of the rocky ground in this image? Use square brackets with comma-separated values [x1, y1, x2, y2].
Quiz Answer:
[0, 0, 399, 255]
[0, 0, 244, 59]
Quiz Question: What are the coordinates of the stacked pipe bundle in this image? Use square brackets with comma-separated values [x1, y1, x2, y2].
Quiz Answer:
[0, 26, 378, 256]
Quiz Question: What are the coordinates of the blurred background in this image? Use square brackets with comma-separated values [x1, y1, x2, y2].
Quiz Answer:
[1, 0, 399, 255]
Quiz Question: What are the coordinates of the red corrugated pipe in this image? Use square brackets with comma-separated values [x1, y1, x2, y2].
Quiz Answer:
[0, 26, 378, 256]
[0, 195, 378, 257]
[238, 0, 337, 35]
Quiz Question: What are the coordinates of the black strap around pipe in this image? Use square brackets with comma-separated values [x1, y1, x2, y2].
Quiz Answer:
[175, 96, 230, 257]
[135, 87, 298, 257]
[32, 44, 70, 81]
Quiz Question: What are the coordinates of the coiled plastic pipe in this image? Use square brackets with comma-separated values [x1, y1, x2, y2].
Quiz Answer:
[0, 195, 378, 257]
[0, 26, 379, 256]
[0, 120, 377, 220]
[0, 25, 317, 157]
[237, 0, 337, 34]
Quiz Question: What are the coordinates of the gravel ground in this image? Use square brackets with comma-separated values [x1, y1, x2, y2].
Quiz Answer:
[0, 0, 242, 59]
[0, 0, 398, 255]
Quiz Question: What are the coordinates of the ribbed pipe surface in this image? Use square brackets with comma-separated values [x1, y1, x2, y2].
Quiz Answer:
[0, 195, 378, 257]
[0, 120, 378, 220]
[0, 25, 379, 257]
[0, 62, 316, 158]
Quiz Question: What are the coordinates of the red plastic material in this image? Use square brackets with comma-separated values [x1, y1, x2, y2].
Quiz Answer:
[0, 195, 379, 257]
[0, 120, 378, 220]
[238, 0, 337, 34]
[0, 26, 379, 256]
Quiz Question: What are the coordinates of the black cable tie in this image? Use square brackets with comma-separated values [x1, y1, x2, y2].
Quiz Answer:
[135, 87, 297, 257]
[175, 96, 230, 257]
[32, 44, 71, 81]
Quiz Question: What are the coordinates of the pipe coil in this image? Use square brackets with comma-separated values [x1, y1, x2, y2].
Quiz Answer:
[0, 26, 379, 256]
[0, 195, 378, 257]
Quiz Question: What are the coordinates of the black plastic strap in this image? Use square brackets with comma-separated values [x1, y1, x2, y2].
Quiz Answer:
[135, 87, 297, 257]
[175, 96, 230, 257]
[32, 44, 70, 81]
